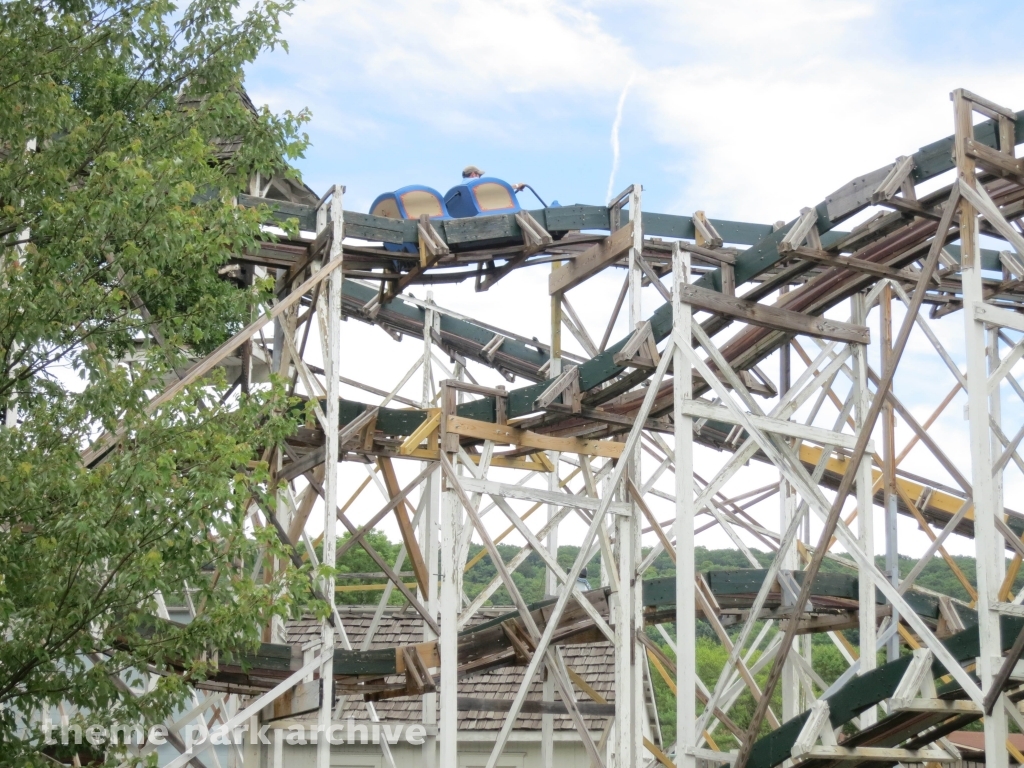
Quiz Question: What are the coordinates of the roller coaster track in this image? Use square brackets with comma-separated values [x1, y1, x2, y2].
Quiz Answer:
[123, 92, 1024, 768]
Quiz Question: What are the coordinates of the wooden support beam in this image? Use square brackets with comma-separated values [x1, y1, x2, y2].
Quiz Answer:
[693, 210, 724, 248]
[674, 240, 736, 264]
[678, 398, 863, 451]
[612, 320, 661, 368]
[562, 661, 678, 768]
[400, 645, 436, 695]
[287, 465, 328, 544]
[446, 415, 624, 459]
[677, 283, 870, 344]
[398, 409, 440, 455]
[793, 746, 956, 762]
[871, 155, 916, 203]
[500, 619, 535, 664]
[778, 207, 818, 253]
[418, 214, 449, 264]
[544, 402, 673, 433]
[549, 220, 634, 294]
[381, 216, 449, 302]
[959, 88, 1017, 121]
[460, 475, 632, 516]
[475, 212, 553, 291]
[377, 457, 430, 597]
[634, 632, 747, 741]
[303, 468, 441, 635]
[534, 364, 581, 412]
[974, 302, 1024, 333]
[791, 246, 921, 283]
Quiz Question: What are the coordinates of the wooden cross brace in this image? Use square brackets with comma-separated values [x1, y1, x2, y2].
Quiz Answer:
[401, 645, 437, 696]
[501, 619, 537, 664]
[613, 320, 660, 369]
[516, 210, 554, 255]
[778, 207, 822, 253]
[417, 213, 449, 266]
[871, 155, 917, 203]
[693, 209, 724, 249]
[534, 364, 581, 413]
[475, 212, 553, 292]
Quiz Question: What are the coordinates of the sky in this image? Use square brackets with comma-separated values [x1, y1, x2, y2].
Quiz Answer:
[248, 0, 1024, 222]
[241, 1, 1024, 566]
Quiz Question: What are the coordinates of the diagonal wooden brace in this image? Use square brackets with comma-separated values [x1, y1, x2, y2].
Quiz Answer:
[401, 645, 436, 695]
[481, 333, 506, 362]
[612, 320, 660, 369]
[871, 155, 916, 203]
[778, 207, 820, 253]
[693, 209, 723, 248]
[534, 364, 581, 413]
[791, 700, 836, 759]
[418, 213, 449, 266]
[889, 648, 936, 710]
[501, 619, 536, 664]
[515, 211, 553, 254]
[377, 457, 431, 597]
[475, 212, 553, 292]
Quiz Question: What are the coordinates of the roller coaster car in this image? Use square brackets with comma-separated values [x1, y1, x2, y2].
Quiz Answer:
[444, 177, 522, 218]
[370, 184, 451, 220]
[369, 185, 451, 253]
[369, 179, 524, 253]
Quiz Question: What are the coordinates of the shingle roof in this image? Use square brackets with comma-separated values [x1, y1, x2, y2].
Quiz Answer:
[288, 606, 652, 733]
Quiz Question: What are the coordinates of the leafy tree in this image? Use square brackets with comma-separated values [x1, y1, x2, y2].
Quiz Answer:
[333, 530, 407, 606]
[0, 1, 313, 764]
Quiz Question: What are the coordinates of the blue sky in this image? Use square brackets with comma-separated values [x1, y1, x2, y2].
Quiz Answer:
[243, 1, 1024, 558]
[247, 0, 1024, 222]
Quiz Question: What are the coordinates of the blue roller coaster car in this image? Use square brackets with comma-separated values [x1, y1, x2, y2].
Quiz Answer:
[369, 179, 532, 253]
[444, 177, 522, 218]
[369, 185, 450, 253]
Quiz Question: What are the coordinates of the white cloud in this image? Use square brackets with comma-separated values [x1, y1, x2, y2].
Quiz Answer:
[278, 0, 634, 98]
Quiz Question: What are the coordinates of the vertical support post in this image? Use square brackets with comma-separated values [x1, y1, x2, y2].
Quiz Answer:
[779, 473, 799, 720]
[421, 297, 440, 768]
[316, 186, 343, 768]
[778, 305, 800, 719]
[423, 291, 435, 405]
[954, 89, 1008, 768]
[540, 467, 557, 768]
[616, 184, 643, 768]
[542, 450, 559, 768]
[439, 381, 461, 768]
[852, 292, 877, 726]
[881, 284, 900, 662]
[544, 264, 563, 768]
[242, 714, 260, 768]
[269, 250, 298, 646]
[673, 242, 696, 768]
[628, 186, 643, 329]
[989, 326, 1004, 522]
[421, 466, 440, 768]
[422, 291, 440, 767]
[421, 475, 442, 768]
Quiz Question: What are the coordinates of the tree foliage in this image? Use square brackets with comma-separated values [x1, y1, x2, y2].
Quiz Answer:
[0, 1, 313, 764]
